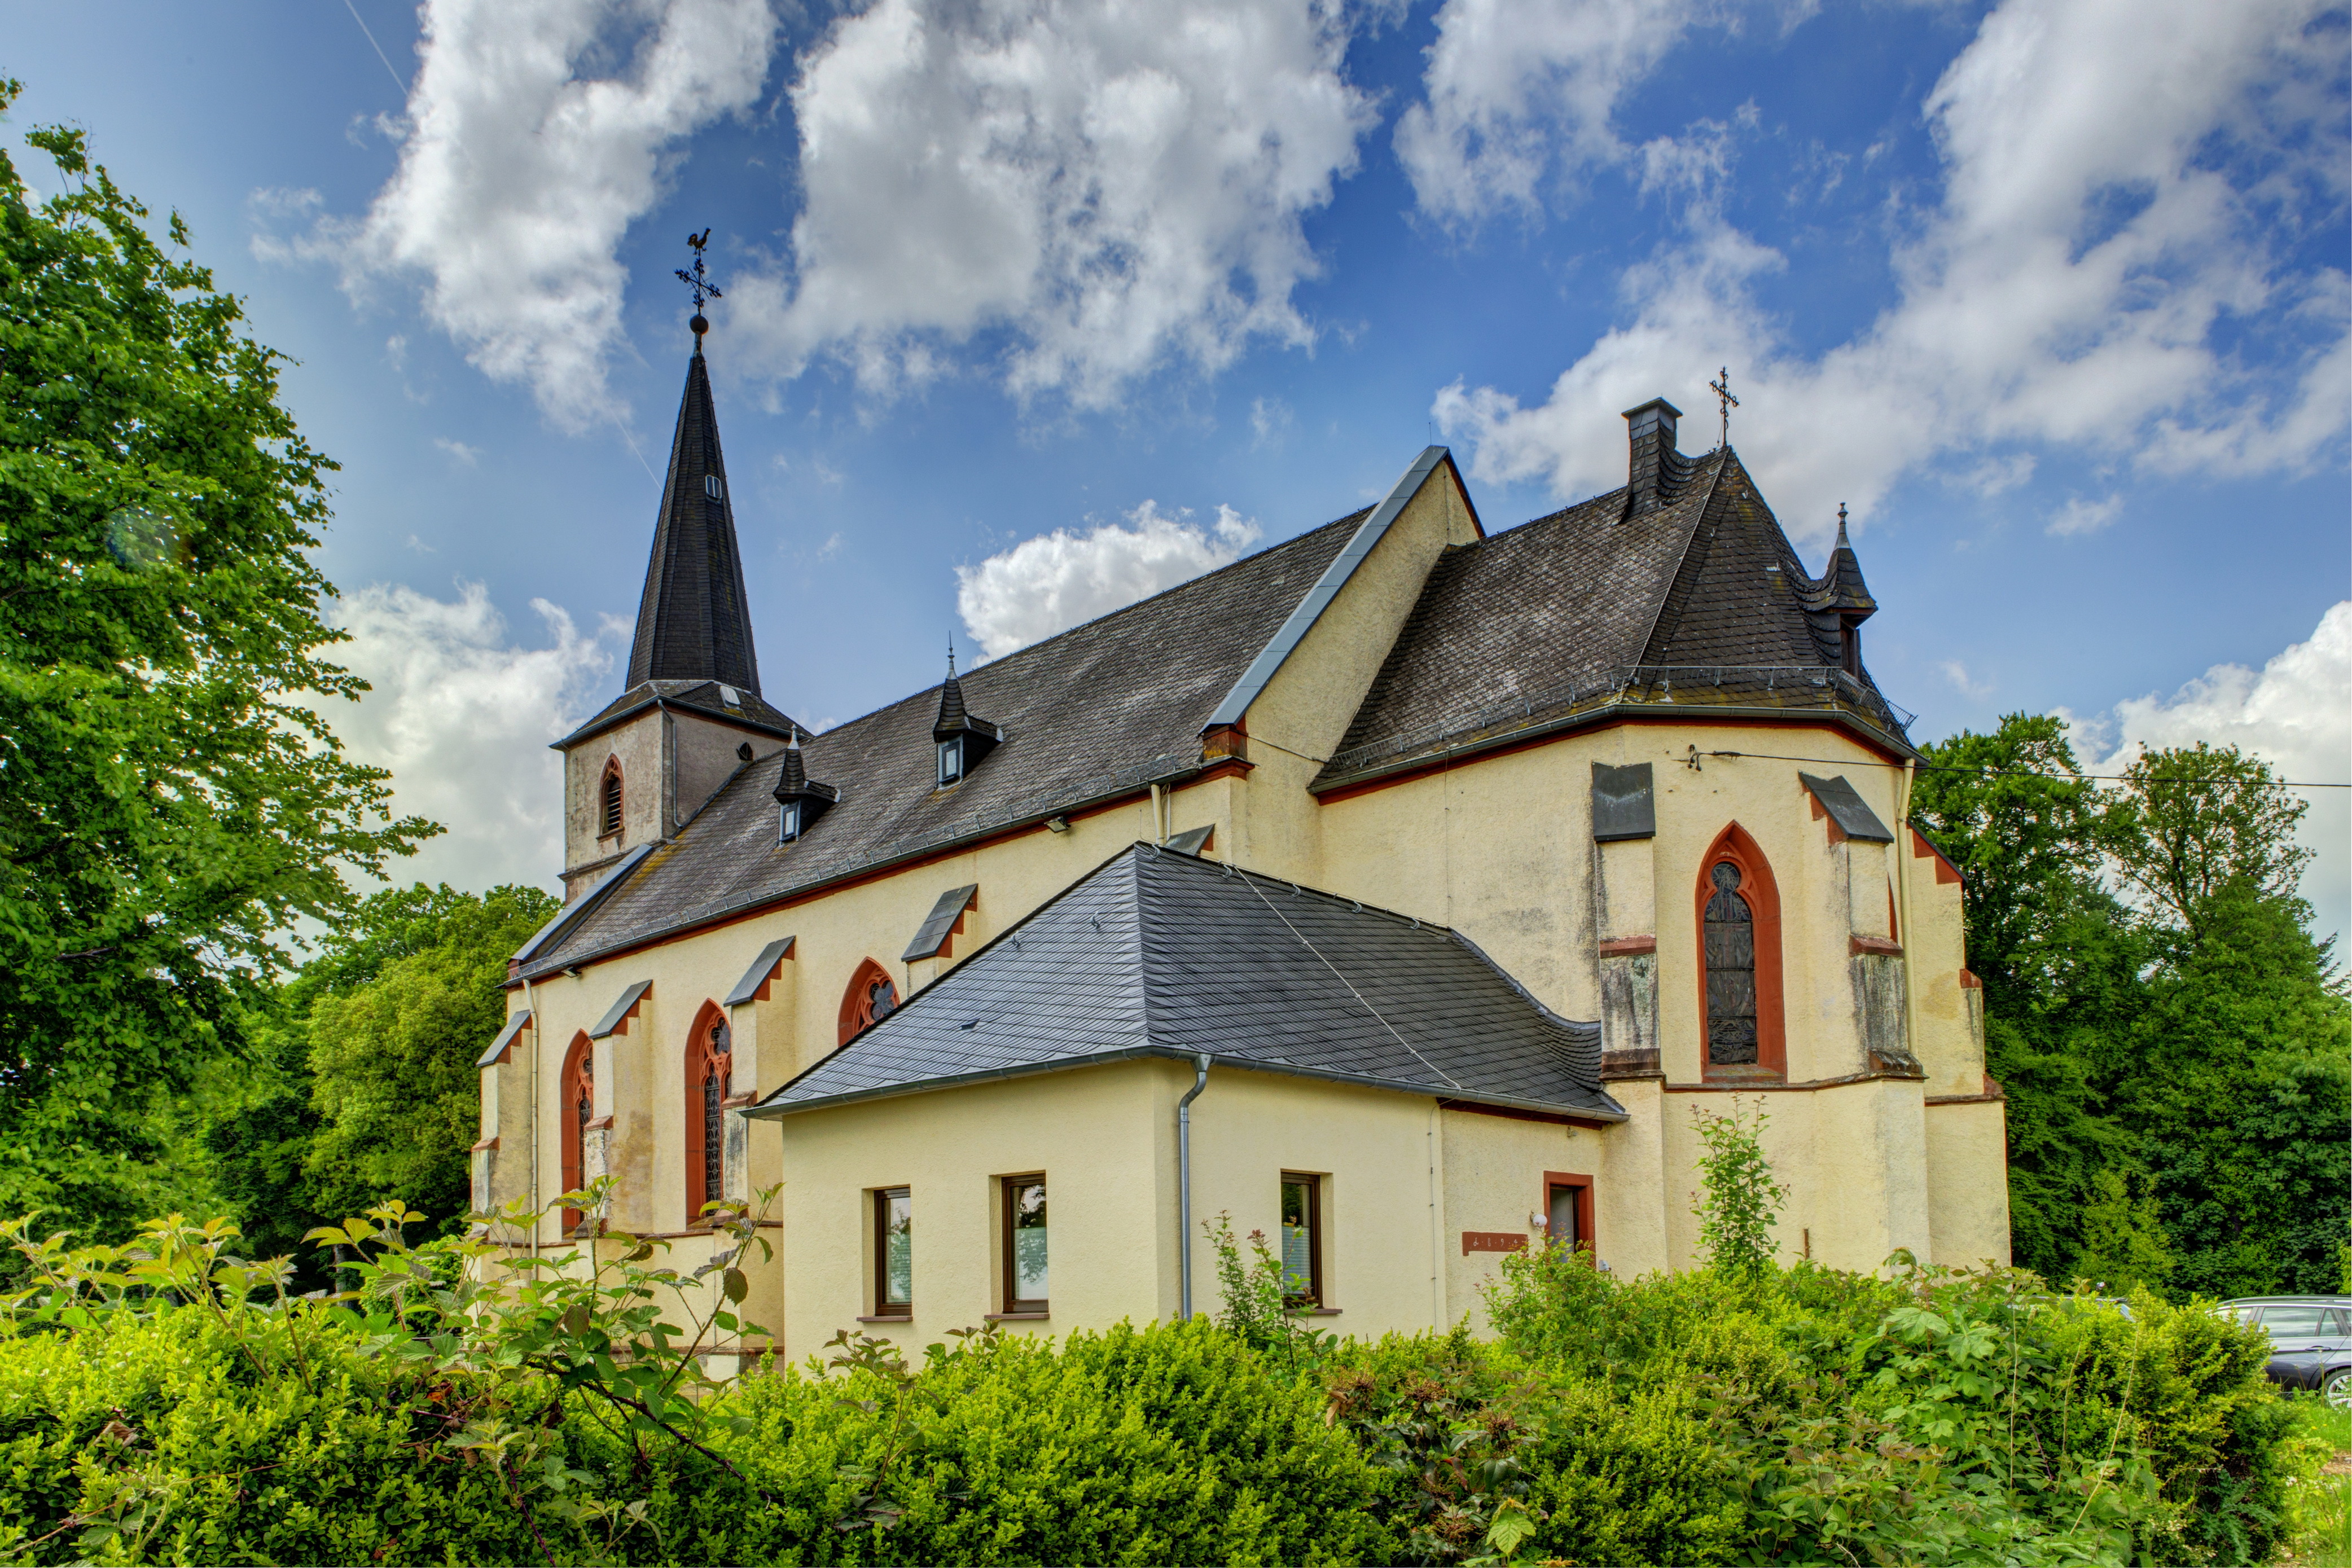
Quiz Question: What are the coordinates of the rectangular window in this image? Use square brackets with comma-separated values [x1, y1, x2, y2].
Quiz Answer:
[937, 738, 963, 787]
[1279, 1173, 1322, 1307]
[872, 1187, 912, 1317]
[1543, 1172, 1595, 1261]
[1002, 1174, 1048, 1313]
[779, 800, 802, 843]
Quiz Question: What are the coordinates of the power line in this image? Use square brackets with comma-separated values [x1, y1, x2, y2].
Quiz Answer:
[1702, 750, 2350, 790]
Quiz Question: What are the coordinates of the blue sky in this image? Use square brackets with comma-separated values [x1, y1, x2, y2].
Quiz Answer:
[5, 0, 2345, 932]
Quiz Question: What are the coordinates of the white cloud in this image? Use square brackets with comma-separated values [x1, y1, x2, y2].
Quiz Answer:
[1426, 0, 2349, 543]
[2077, 601, 2352, 938]
[324, 581, 622, 893]
[1938, 658, 1992, 700]
[1250, 395, 1296, 449]
[2047, 494, 2122, 537]
[322, 0, 775, 431]
[1394, 0, 1720, 227]
[433, 437, 481, 467]
[956, 500, 1262, 657]
[725, 0, 1374, 407]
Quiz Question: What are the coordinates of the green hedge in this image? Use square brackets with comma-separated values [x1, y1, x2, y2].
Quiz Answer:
[0, 1256, 2321, 1565]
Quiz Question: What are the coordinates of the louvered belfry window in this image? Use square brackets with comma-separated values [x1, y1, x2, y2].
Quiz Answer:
[1704, 862, 1759, 1063]
[599, 763, 623, 838]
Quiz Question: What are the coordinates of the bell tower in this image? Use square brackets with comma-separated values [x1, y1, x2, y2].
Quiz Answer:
[551, 237, 800, 900]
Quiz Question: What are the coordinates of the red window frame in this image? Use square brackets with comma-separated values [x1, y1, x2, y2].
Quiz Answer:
[839, 959, 899, 1045]
[683, 1002, 731, 1228]
[1693, 823, 1785, 1077]
[1541, 1170, 1596, 1263]
[560, 1033, 594, 1234]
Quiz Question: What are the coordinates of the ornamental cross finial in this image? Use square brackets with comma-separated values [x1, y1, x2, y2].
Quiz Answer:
[946, 636, 957, 678]
[1709, 366, 1739, 449]
[675, 229, 722, 343]
[1837, 502, 1849, 545]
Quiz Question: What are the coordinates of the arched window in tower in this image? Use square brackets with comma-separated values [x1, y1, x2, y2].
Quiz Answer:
[560, 1035, 595, 1234]
[1703, 864, 1757, 1062]
[839, 959, 899, 1045]
[684, 1008, 731, 1227]
[599, 759, 624, 840]
[1693, 824, 1786, 1076]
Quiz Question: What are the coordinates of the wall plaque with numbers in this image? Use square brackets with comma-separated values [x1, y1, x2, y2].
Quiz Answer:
[1461, 1231, 1529, 1255]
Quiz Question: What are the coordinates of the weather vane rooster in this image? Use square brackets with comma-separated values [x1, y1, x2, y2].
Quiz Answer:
[676, 228, 722, 344]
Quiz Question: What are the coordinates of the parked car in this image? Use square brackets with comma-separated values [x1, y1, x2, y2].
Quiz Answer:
[2218, 1296, 2352, 1406]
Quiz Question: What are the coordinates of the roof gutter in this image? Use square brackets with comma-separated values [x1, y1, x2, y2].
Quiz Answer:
[743, 1043, 1627, 1125]
[517, 758, 1206, 985]
[1310, 700, 1919, 798]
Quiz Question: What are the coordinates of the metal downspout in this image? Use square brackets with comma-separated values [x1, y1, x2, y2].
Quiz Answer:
[1896, 759, 1923, 1068]
[1178, 1053, 1210, 1320]
[521, 973, 540, 1263]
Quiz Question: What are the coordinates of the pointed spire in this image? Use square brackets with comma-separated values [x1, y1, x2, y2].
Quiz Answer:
[1821, 502, 1875, 618]
[934, 645, 972, 739]
[625, 342, 761, 693]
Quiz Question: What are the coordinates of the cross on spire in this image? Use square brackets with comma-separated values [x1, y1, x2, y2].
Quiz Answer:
[675, 228, 723, 347]
[1709, 366, 1739, 449]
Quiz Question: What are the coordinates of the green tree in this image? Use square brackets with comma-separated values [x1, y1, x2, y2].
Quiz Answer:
[0, 84, 434, 1240]
[301, 884, 555, 1231]
[2073, 1167, 2176, 1295]
[1688, 1097, 1787, 1274]
[1912, 714, 2145, 1280]
[2100, 742, 2313, 940]
[195, 883, 555, 1262]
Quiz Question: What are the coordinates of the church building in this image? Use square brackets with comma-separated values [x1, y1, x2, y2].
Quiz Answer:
[474, 329, 2009, 1363]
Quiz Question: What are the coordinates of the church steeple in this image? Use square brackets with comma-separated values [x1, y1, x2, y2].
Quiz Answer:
[625, 322, 761, 693]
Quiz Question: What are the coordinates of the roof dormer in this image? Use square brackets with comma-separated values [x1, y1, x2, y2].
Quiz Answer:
[773, 728, 839, 844]
[932, 650, 1003, 788]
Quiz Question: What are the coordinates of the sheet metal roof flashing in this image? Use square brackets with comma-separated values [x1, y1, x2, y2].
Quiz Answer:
[1203, 445, 1453, 731]
[1590, 761, 1657, 841]
[902, 884, 979, 961]
[512, 842, 656, 967]
[588, 980, 654, 1039]
[1799, 772, 1894, 842]
[1164, 824, 1214, 857]
[723, 937, 796, 1007]
[476, 1010, 532, 1069]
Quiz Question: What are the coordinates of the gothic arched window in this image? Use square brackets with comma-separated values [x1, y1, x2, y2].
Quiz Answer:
[1703, 864, 1757, 1062]
[839, 960, 899, 1045]
[684, 1007, 731, 1227]
[1693, 824, 1785, 1075]
[561, 1034, 595, 1234]
[599, 759, 624, 840]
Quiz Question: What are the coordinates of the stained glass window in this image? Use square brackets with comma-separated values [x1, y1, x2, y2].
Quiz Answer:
[1704, 862, 1758, 1064]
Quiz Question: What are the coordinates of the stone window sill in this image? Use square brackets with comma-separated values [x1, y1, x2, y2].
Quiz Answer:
[985, 1311, 1050, 1321]
[857, 1314, 912, 1324]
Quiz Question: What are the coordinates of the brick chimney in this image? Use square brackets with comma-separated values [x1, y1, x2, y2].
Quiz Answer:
[1621, 398, 1686, 516]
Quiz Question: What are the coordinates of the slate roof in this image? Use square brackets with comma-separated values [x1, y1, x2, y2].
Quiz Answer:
[750, 844, 1623, 1120]
[560, 678, 800, 750]
[626, 347, 761, 694]
[524, 510, 1368, 976]
[1314, 448, 1912, 787]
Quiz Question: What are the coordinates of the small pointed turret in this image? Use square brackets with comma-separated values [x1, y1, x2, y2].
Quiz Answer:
[1811, 503, 1876, 618]
[931, 644, 1003, 787]
[625, 340, 761, 693]
[773, 726, 839, 843]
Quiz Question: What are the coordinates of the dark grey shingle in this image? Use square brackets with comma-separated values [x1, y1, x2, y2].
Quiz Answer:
[752, 845, 1621, 1120]
[1798, 772, 1894, 842]
[902, 885, 978, 961]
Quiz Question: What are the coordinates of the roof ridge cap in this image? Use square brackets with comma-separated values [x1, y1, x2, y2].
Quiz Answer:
[1630, 449, 1734, 668]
